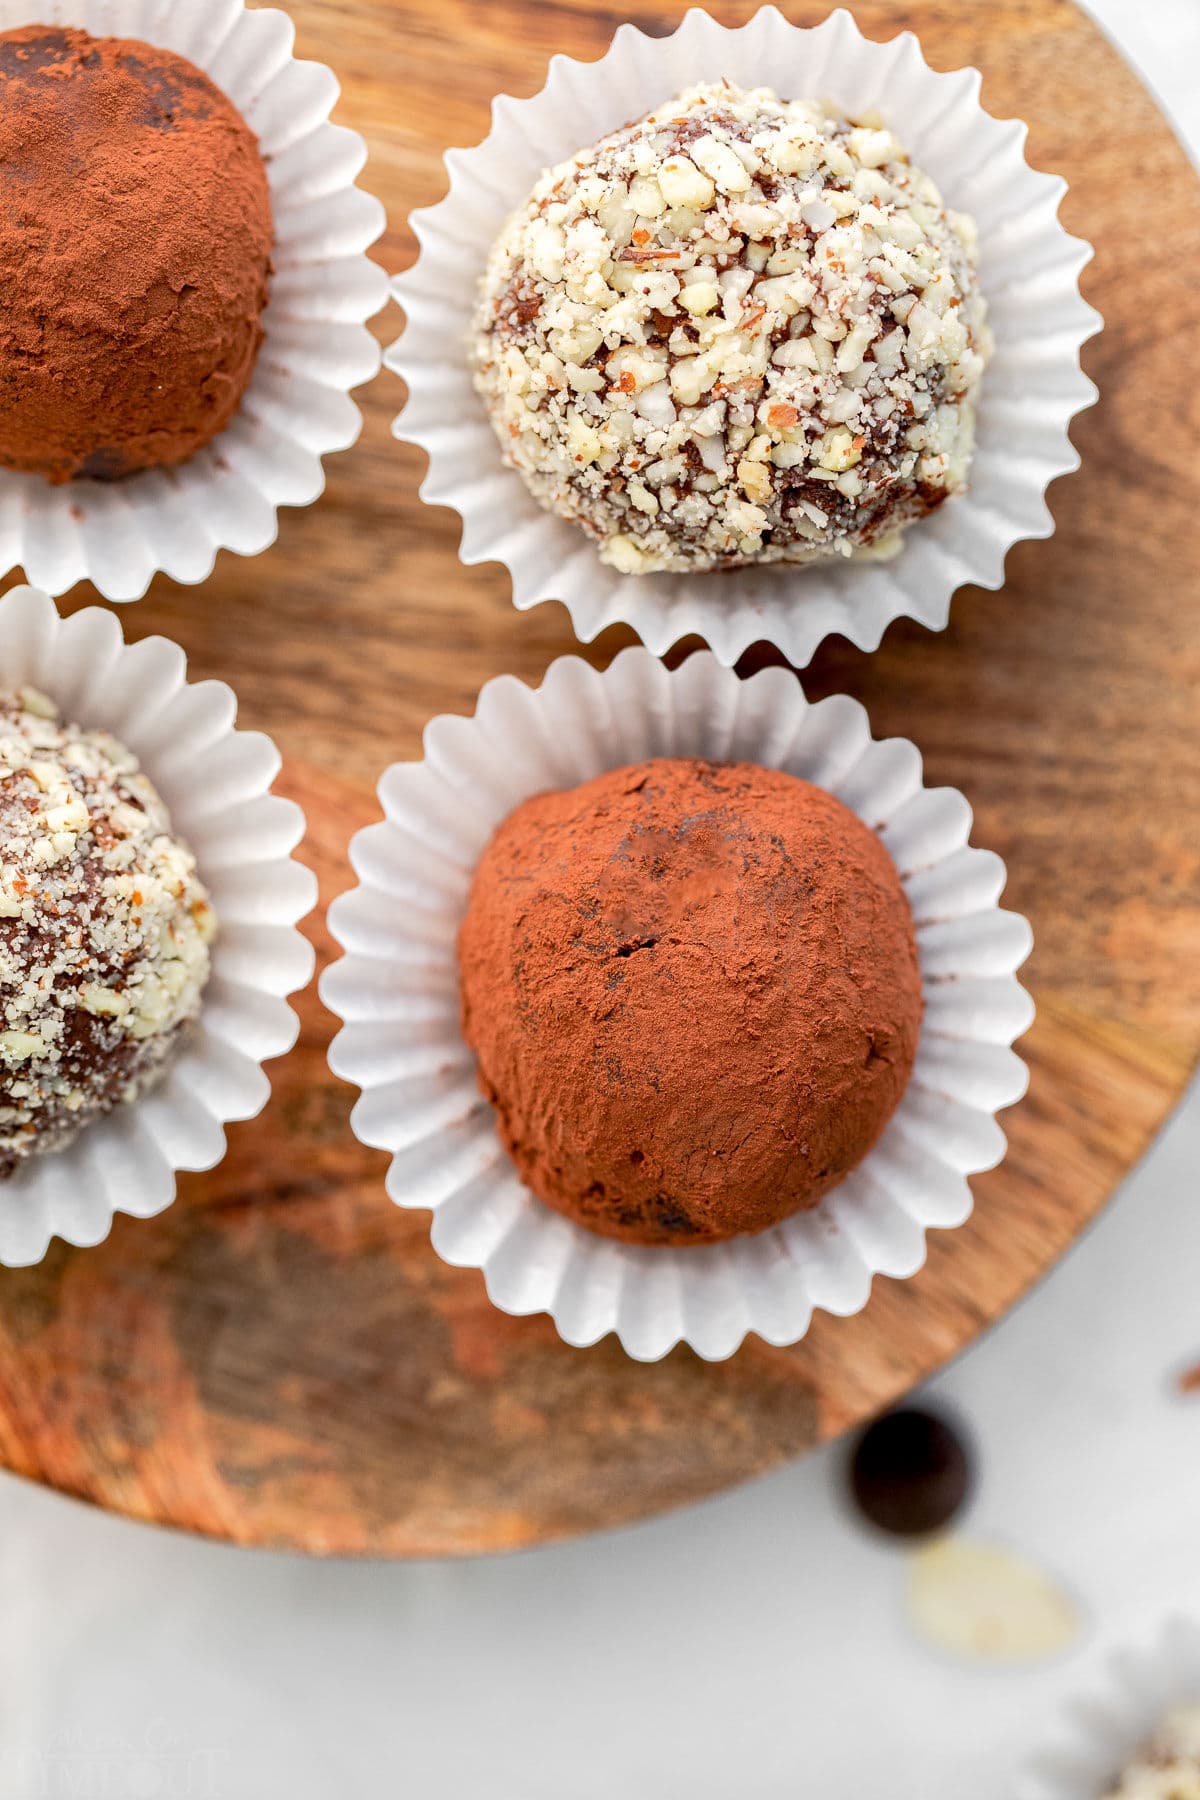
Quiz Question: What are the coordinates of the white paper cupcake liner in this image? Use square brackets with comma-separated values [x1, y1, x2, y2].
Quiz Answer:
[389, 4, 1101, 669]
[322, 648, 1033, 1362]
[1020, 1617, 1200, 1799]
[0, 0, 389, 603]
[0, 587, 316, 1266]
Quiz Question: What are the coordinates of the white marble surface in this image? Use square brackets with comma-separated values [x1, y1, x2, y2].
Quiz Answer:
[2, 4, 1198, 1796]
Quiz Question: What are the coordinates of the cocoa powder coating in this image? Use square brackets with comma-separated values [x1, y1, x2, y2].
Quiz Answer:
[0, 26, 273, 483]
[458, 757, 923, 1247]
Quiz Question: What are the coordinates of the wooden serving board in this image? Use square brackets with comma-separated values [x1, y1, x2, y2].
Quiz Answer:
[0, 0, 1196, 1557]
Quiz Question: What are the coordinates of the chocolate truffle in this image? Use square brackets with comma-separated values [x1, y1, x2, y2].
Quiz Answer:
[1104, 1706, 1200, 1798]
[0, 688, 216, 1176]
[0, 26, 273, 484]
[458, 758, 922, 1247]
[472, 81, 989, 574]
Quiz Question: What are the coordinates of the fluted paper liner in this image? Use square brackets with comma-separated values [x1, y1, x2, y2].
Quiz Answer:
[323, 649, 1033, 1362]
[1021, 1618, 1200, 1799]
[0, 588, 316, 1266]
[390, 5, 1101, 668]
[0, 0, 389, 602]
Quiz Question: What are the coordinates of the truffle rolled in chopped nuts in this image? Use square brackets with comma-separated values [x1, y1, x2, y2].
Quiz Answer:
[472, 81, 990, 574]
[0, 689, 216, 1176]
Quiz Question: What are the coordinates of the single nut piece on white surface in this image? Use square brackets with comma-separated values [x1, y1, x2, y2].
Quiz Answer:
[906, 1538, 1081, 1665]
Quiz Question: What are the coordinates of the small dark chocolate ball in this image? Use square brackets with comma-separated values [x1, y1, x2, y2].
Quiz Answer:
[849, 1406, 972, 1539]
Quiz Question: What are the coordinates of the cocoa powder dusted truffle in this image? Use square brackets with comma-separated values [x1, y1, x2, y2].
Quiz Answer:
[472, 81, 989, 575]
[458, 758, 922, 1247]
[0, 688, 215, 1176]
[0, 25, 273, 484]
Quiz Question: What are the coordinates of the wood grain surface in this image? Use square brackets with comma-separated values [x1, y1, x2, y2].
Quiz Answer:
[0, 0, 1197, 1557]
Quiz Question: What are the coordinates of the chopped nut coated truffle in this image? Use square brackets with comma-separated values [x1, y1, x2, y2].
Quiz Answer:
[0, 689, 215, 1175]
[473, 81, 990, 573]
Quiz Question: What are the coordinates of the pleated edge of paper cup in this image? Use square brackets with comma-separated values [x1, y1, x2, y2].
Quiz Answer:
[1018, 1615, 1200, 1800]
[0, 586, 318, 1266]
[387, 3, 1102, 668]
[321, 646, 1034, 1362]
